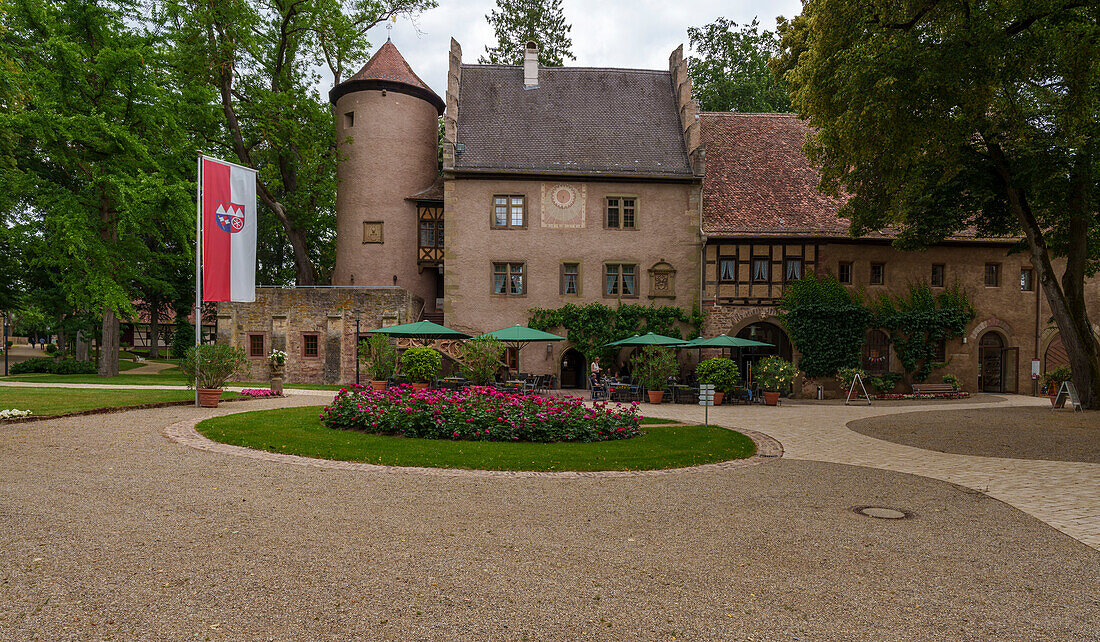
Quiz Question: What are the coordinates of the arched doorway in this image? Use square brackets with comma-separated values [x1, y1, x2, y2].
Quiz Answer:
[736, 322, 792, 384]
[863, 329, 891, 374]
[560, 348, 587, 389]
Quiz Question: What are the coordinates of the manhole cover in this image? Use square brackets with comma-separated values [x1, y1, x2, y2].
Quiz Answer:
[853, 506, 911, 520]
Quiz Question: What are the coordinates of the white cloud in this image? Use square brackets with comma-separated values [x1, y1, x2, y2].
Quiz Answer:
[331, 0, 802, 97]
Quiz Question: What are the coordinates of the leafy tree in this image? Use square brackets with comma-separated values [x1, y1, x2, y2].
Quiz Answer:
[778, 273, 869, 378]
[479, 0, 574, 66]
[162, 0, 435, 286]
[872, 284, 974, 384]
[456, 336, 506, 384]
[688, 17, 790, 113]
[4, 0, 193, 376]
[777, 1, 1100, 408]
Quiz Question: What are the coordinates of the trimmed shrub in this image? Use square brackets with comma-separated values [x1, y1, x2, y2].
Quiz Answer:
[10, 358, 97, 375]
[321, 384, 641, 443]
[401, 346, 442, 383]
[695, 358, 741, 393]
[170, 322, 193, 359]
[756, 356, 798, 392]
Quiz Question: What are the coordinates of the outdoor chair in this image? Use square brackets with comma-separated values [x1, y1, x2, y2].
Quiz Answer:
[590, 376, 607, 401]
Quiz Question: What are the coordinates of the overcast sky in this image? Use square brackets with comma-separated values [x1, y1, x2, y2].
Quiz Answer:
[343, 0, 803, 97]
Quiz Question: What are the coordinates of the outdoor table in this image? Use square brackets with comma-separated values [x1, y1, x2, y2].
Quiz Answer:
[671, 384, 696, 403]
[608, 382, 632, 401]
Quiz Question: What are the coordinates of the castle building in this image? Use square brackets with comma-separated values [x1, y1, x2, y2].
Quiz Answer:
[217, 39, 1099, 393]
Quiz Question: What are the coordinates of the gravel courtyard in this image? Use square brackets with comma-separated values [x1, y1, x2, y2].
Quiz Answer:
[1, 397, 1097, 640]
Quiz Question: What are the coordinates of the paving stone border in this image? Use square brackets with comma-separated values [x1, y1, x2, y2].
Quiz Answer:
[164, 413, 782, 479]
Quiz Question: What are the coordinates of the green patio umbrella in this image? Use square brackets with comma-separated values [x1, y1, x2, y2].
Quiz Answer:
[366, 320, 471, 341]
[603, 333, 687, 347]
[684, 334, 773, 349]
[478, 325, 565, 375]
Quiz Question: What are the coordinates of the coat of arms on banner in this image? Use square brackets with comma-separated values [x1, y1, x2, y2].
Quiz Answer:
[541, 183, 586, 228]
[215, 201, 245, 234]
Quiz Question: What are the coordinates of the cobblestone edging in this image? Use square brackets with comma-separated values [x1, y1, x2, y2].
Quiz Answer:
[164, 417, 782, 479]
[1, 396, 257, 425]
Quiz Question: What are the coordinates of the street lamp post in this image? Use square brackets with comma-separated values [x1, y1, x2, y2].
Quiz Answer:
[3, 314, 9, 377]
[354, 309, 362, 386]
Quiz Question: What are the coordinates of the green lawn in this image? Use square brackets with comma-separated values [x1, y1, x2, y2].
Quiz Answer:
[196, 406, 756, 472]
[0, 387, 238, 416]
[0, 371, 340, 391]
[639, 417, 684, 425]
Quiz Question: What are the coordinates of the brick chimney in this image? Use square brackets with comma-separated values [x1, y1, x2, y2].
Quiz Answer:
[523, 41, 539, 89]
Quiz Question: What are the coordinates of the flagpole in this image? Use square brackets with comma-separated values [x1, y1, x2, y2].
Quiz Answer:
[195, 154, 203, 407]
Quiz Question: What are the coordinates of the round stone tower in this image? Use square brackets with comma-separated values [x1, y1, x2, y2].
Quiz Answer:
[329, 41, 445, 310]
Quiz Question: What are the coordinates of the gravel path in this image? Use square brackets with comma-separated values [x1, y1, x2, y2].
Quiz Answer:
[1, 398, 1097, 640]
[849, 406, 1100, 463]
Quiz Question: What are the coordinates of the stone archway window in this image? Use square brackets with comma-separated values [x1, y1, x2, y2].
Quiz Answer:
[863, 329, 891, 374]
[647, 260, 676, 300]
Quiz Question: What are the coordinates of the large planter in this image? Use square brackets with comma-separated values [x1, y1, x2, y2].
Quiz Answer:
[647, 390, 665, 404]
[763, 391, 781, 406]
[370, 380, 387, 391]
[269, 375, 284, 396]
[712, 391, 725, 406]
[410, 382, 430, 391]
[198, 388, 222, 408]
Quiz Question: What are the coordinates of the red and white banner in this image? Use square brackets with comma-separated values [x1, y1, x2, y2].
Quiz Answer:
[201, 156, 257, 302]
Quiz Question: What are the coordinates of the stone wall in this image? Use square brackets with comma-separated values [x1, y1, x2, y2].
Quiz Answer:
[217, 287, 423, 385]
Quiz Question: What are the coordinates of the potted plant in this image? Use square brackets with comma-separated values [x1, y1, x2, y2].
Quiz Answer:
[1042, 366, 1072, 406]
[457, 336, 506, 385]
[179, 344, 247, 408]
[634, 345, 678, 403]
[695, 358, 740, 405]
[269, 349, 287, 395]
[755, 356, 798, 406]
[360, 335, 397, 390]
[401, 346, 441, 390]
[942, 373, 960, 392]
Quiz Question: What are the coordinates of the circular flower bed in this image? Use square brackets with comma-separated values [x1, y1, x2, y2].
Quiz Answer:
[320, 384, 641, 443]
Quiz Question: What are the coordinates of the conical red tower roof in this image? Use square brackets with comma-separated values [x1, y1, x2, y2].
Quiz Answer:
[329, 41, 445, 114]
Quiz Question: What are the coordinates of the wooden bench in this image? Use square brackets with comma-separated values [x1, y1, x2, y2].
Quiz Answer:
[912, 383, 956, 395]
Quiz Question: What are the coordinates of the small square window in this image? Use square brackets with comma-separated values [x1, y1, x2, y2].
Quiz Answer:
[1020, 268, 1033, 292]
[931, 264, 945, 288]
[248, 334, 264, 358]
[302, 334, 319, 358]
[561, 263, 579, 295]
[491, 195, 525, 228]
[606, 197, 636, 229]
[751, 258, 769, 282]
[784, 258, 802, 282]
[985, 263, 1000, 287]
[870, 263, 885, 285]
[838, 262, 852, 285]
[719, 258, 736, 282]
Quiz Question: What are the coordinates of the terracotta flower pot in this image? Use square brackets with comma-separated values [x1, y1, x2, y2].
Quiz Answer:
[647, 390, 664, 404]
[712, 391, 724, 406]
[763, 391, 780, 406]
[410, 382, 430, 390]
[370, 380, 387, 391]
[198, 388, 222, 408]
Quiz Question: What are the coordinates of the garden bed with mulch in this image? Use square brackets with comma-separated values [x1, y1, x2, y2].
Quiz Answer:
[848, 405, 1099, 463]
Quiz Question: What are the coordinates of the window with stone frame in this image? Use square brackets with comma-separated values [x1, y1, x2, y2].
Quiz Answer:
[605, 197, 637, 229]
[870, 262, 885, 285]
[751, 257, 769, 282]
[492, 262, 526, 295]
[1020, 268, 1034, 291]
[784, 258, 803, 282]
[491, 195, 526, 228]
[838, 261, 853, 284]
[604, 264, 637, 297]
[302, 333, 319, 359]
[718, 258, 736, 282]
[985, 263, 1000, 287]
[560, 263, 580, 295]
[248, 333, 265, 358]
[931, 264, 945, 288]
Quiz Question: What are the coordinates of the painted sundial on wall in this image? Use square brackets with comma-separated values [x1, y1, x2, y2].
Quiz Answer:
[541, 183, 586, 228]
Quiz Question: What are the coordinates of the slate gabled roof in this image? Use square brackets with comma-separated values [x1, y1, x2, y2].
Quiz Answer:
[701, 112, 853, 237]
[330, 41, 445, 114]
[454, 65, 693, 178]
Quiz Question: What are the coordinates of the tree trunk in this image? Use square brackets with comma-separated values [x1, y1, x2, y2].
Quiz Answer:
[75, 330, 89, 362]
[986, 141, 1100, 408]
[98, 307, 120, 377]
[149, 307, 160, 359]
